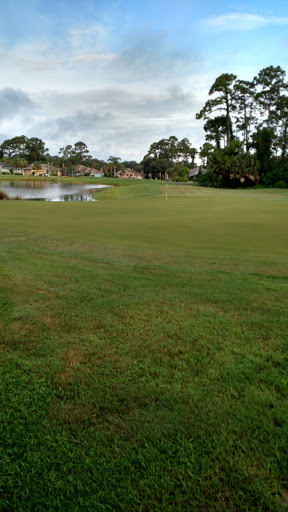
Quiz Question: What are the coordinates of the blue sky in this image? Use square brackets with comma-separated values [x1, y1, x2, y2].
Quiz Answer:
[1, 0, 288, 160]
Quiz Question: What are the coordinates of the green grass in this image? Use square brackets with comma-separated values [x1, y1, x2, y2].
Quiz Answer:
[0, 180, 288, 511]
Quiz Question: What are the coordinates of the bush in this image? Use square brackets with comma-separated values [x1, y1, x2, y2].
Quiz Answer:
[273, 180, 287, 188]
[197, 170, 223, 188]
[0, 189, 9, 200]
[199, 145, 260, 188]
[174, 176, 189, 182]
[172, 166, 190, 182]
[262, 157, 288, 186]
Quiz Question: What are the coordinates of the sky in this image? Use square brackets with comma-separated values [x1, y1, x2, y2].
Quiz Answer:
[1, 0, 288, 162]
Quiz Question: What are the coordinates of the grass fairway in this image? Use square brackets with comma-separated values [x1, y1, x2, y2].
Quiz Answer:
[1, 180, 288, 511]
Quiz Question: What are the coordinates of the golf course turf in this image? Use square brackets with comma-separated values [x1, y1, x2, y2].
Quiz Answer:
[0, 179, 288, 511]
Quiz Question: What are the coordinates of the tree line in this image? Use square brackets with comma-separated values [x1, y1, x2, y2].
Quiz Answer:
[1, 65, 288, 186]
[141, 136, 197, 180]
[141, 65, 288, 186]
[0, 133, 196, 180]
[0, 136, 142, 177]
[196, 65, 288, 188]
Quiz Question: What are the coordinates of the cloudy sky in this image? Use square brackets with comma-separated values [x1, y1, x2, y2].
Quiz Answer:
[1, 0, 288, 161]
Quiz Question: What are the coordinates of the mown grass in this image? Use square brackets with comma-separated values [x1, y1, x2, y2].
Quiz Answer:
[0, 180, 288, 511]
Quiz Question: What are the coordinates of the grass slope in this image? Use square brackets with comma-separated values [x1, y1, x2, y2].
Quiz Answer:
[0, 180, 288, 511]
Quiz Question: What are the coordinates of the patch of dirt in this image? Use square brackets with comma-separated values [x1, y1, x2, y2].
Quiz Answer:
[280, 490, 288, 507]
[42, 315, 57, 328]
[60, 349, 85, 383]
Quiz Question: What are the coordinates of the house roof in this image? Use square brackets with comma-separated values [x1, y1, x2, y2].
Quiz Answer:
[117, 168, 142, 175]
[24, 163, 60, 171]
[189, 167, 208, 177]
[0, 162, 14, 169]
[74, 164, 99, 174]
[74, 164, 87, 172]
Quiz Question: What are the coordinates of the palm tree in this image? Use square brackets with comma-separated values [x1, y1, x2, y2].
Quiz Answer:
[13, 158, 27, 175]
[108, 156, 121, 177]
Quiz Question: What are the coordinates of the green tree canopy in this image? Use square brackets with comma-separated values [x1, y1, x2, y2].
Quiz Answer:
[25, 138, 49, 163]
[254, 65, 288, 129]
[196, 73, 237, 146]
[0, 135, 28, 158]
[144, 136, 197, 167]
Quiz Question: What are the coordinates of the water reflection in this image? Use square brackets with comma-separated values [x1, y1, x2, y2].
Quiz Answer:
[0, 180, 109, 201]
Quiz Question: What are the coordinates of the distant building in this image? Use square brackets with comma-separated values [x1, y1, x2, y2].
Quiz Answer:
[189, 167, 208, 181]
[0, 162, 26, 175]
[116, 168, 143, 179]
[66, 165, 103, 177]
[0, 162, 15, 174]
[24, 164, 60, 176]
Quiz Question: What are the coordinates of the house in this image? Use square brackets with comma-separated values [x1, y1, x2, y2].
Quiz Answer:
[24, 167, 46, 177]
[116, 168, 143, 179]
[0, 162, 23, 174]
[1, 163, 23, 174]
[24, 164, 61, 176]
[73, 164, 91, 177]
[0, 162, 14, 174]
[65, 165, 103, 177]
[189, 167, 208, 181]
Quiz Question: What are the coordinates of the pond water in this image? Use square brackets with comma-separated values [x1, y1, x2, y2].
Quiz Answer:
[0, 180, 110, 202]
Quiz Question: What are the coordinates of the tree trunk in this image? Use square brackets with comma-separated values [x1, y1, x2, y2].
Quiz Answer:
[281, 121, 288, 159]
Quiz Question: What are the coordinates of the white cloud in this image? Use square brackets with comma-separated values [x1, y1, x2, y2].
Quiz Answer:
[203, 13, 288, 32]
[0, 88, 36, 120]
[73, 53, 116, 64]
[0, 84, 203, 161]
[0, 42, 62, 72]
[0, 22, 113, 75]
[69, 24, 107, 47]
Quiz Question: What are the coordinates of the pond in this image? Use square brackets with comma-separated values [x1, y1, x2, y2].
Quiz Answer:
[0, 180, 110, 202]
